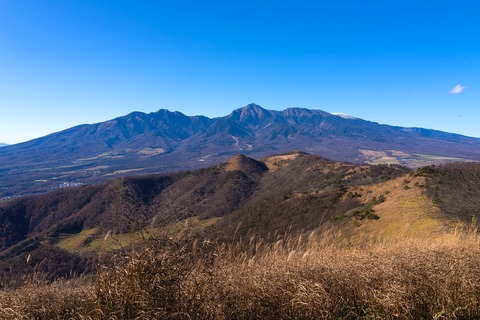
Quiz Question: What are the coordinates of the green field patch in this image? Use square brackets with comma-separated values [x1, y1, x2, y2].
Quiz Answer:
[56, 228, 100, 252]
[56, 217, 222, 253]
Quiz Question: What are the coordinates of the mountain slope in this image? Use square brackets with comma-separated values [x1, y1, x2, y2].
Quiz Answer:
[0, 154, 268, 253]
[1, 152, 479, 282]
[1, 104, 480, 198]
[0, 110, 211, 167]
[3, 152, 472, 254]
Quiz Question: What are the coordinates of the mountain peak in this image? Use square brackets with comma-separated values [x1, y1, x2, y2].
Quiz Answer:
[154, 109, 187, 118]
[243, 103, 265, 111]
[239, 103, 268, 116]
[228, 104, 272, 124]
[222, 154, 269, 175]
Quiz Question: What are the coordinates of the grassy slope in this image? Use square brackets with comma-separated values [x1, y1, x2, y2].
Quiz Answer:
[56, 217, 221, 254]
[55, 174, 464, 253]
[53, 156, 463, 250]
[329, 175, 464, 243]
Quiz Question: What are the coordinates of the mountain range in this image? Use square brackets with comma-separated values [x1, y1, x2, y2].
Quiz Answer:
[1, 103, 480, 199]
[0, 143, 8, 147]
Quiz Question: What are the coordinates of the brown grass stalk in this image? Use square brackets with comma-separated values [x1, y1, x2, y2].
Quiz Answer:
[1, 229, 480, 319]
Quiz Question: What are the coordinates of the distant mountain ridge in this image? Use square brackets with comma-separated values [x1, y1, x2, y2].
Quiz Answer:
[1, 103, 480, 198]
[0, 143, 8, 147]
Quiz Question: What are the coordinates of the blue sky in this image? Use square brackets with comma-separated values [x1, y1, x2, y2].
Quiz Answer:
[1, 0, 479, 144]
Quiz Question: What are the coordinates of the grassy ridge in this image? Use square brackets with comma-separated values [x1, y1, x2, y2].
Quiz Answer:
[1, 228, 480, 319]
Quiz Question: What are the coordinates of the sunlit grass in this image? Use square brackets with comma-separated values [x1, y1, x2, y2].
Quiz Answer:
[3, 225, 480, 319]
[55, 217, 222, 254]
[329, 175, 464, 243]
[56, 228, 99, 252]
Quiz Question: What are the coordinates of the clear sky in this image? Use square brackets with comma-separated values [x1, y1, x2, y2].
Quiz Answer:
[1, 0, 479, 144]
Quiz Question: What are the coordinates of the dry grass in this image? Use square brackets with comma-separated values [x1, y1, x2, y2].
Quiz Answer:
[2, 228, 480, 319]
[262, 153, 301, 171]
[0, 276, 97, 319]
[212, 228, 480, 319]
[332, 175, 463, 242]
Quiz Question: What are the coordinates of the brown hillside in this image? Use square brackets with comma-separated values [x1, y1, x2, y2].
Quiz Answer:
[211, 153, 411, 240]
[221, 154, 269, 176]
[2, 152, 479, 284]
[425, 162, 480, 219]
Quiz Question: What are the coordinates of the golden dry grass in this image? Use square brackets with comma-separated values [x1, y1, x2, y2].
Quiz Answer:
[262, 153, 301, 171]
[2, 226, 480, 319]
[0, 277, 97, 319]
[329, 175, 464, 242]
